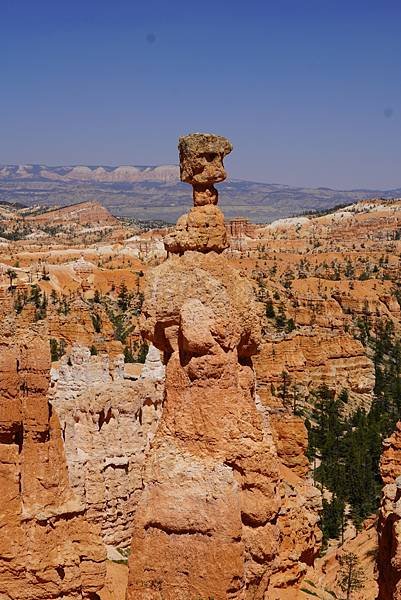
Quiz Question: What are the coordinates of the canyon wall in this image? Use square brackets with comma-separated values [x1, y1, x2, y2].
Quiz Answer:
[255, 331, 375, 411]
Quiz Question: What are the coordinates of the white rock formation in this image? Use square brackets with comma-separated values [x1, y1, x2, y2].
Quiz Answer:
[50, 344, 164, 547]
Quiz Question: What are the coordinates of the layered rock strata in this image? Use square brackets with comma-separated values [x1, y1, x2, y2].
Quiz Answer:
[255, 332, 375, 412]
[127, 134, 321, 599]
[0, 318, 105, 599]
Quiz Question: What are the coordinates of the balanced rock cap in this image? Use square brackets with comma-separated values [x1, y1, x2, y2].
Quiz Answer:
[178, 132, 233, 186]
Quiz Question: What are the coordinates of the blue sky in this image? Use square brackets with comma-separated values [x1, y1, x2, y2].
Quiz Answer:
[1, 0, 401, 188]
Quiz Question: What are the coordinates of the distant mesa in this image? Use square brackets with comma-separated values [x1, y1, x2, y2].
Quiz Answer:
[25, 200, 118, 227]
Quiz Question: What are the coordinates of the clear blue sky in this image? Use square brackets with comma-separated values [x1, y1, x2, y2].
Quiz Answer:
[1, 0, 401, 189]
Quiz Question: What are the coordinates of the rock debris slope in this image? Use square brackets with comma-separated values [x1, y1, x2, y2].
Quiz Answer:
[127, 134, 321, 599]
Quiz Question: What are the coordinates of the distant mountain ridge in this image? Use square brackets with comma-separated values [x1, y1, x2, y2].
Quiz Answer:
[0, 163, 179, 183]
[1, 163, 400, 223]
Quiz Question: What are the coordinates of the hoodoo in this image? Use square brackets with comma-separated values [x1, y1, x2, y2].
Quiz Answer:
[0, 314, 106, 599]
[126, 134, 321, 599]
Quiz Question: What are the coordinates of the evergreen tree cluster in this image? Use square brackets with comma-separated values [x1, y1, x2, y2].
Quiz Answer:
[14, 286, 71, 319]
[13, 284, 48, 321]
[90, 284, 148, 364]
[307, 319, 401, 543]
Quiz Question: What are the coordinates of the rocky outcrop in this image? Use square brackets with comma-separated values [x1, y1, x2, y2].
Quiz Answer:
[50, 344, 164, 547]
[164, 203, 229, 254]
[0, 318, 106, 599]
[128, 251, 269, 598]
[128, 251, 321, 599]
[378, 422, 401, 600]
[226, 218, 258, 252]
[99, 562, 128, 600]
[270, 412, 309, 477]
[127, 134, 321, 599]
[255, 331, 375, 411]
[48, 297, 120, 352]
[381, 422, 401, 485]
[178, 132, 233, 206]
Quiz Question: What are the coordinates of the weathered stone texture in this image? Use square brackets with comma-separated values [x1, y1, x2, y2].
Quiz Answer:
[378, 422, 401, 600]
[50, 344, 164, 547]
[127, 250, 321, 599]
[164, 133, 232, 255]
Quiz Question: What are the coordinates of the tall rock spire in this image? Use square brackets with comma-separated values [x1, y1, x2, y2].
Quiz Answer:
[127, 134, 321, 599]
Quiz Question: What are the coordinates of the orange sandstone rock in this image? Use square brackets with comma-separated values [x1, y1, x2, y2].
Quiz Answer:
[127, 134, 321, 598]
[179, 132, 232, 206]
[164, 204, 229, 254]
[270, 413, 309, 477]
[378, 422, 401, 599]
[254, 331, 375, 412]
[0, 317, 106, 600]
[381, 422, 401, 484]
[297, 516, 378, 600]
[26, 200, 119, 227]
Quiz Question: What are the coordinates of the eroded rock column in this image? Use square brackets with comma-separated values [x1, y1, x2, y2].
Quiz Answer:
[0, 317, 106, 600]
[50, 344, 164, 548]
[127, 134, 303, 599]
